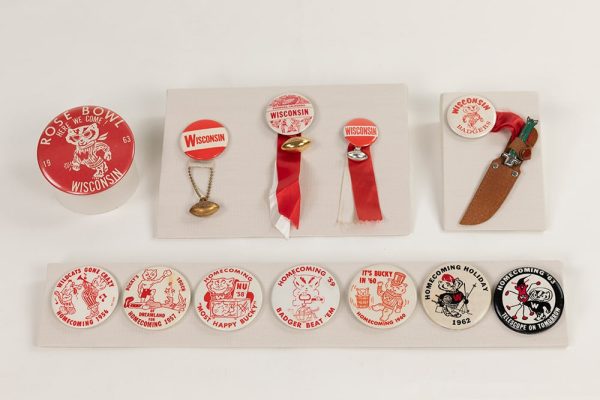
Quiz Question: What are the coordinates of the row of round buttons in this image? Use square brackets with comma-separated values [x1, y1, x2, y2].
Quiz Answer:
[51, 264, 564, 335]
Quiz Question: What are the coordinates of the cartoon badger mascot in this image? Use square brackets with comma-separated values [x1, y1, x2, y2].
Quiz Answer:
[372, 272, 409, 321]
[435, 273, 469, 318]
[64, 123, 112, 179]
[461, 104, 484, 128]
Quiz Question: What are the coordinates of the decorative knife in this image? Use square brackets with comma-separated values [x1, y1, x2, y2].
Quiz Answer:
[460, 117, 538, 225]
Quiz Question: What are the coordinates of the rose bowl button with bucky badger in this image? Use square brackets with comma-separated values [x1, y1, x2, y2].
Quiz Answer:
[446, 95, 497, 138]
[271, 265, 339, 330]
[37, 105, 137, 214]
[122, 266, 190, 330]
[51, 266, 118, 329]
[194, 267, 262, 331]
[180, 119, 229, 161]
[421, 263, 491, 330]
[348, 265, 417, 329]
[494, 267, 565, 334]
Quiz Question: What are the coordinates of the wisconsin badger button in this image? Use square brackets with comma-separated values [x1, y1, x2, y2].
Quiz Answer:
[123, 266, 190, 330]
[344, 118, 378, 148]
[195, 267, 262, 331]
[37, 105, 135, 195]
[265, 93, 314, 135]
[421, 263, 491, 330]
[37, 105, 137, 214]
[271, 265, 339, 330]
[51, 266, 118, 329]
[494, 267, 564, 334]
[446, 95, 496, 138]
[180, 119, 229, 160]
[348, 265, 417, 329]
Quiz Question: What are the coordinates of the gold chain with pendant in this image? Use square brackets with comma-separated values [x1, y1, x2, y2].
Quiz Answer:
[188, 165, 219, 217]
[188, 165, 214, 201]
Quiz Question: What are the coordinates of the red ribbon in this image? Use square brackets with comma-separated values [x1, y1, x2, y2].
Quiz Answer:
[275, 134, 302, 228]
[347, 144, 382, 221]
[492, 112, 524, 141]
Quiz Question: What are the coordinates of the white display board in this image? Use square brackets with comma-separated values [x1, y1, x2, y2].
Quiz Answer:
[157, 85, 411, 238]
[442, 92, 546, 231]
[37, 261, 567, 348]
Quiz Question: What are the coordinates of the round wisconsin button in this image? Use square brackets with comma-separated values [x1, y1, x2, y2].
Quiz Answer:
[123, 266, 190, 330]
[37, 105, 135, 195]
[265, 93, 314, 135]
[494, 267, 564, 334]
[271, 265, 339, 330]
[180, 119, 229, 161]
[51, 266, 119, 329]
[446, 95, 497, 138]
[343, 118, 379, 148]
[421, 263, 491, 330]
[348, 265, 417, 329]
[195, 267, 262, 331]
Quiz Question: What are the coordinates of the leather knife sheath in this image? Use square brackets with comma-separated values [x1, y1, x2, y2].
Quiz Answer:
[460, 128, 538, 225]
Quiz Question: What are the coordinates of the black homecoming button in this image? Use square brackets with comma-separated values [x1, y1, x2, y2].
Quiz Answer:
[494, 266, 564, 334]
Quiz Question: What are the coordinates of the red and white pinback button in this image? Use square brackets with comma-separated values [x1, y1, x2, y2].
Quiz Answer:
[180, 119, 229, 161]
[37, 105, 135, 195]
[194, 267, 262, 331]
[271, 265, 339, 330]
[446, 95, 497, 138]
[122, 266, 190, 330]
[343, 118, 379, 148]
[348, 264, 417, 329]
[265, 93, 314, 135]
[51, 266, 119, 329]
[421, 263, 491, 330]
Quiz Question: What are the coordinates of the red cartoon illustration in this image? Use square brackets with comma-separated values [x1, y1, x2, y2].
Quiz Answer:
[371, 272, 409, 321]
[54, 273, 110, 319]
[125, 268, 187, 312]
[52, 266, 118, 329]
[138, 268, 170, 308]
[354, 287, 370, 309]
[204, 277, 254, 318]
[123, 267, 190, 330]
[54, 280, 77, 316]
[195, 268, 262, 331]
[64, 123, 112, 179]
[291, 274, 325, 322]
[349, 266, 417, 329]
[272, 265, 339, 330]
[78, 273, 108, 319]
[462, 104, 484, 128]
[266, 93, 314, 135]
[504, 275, 553, 322]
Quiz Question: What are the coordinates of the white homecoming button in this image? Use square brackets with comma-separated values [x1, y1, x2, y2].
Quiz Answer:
[421, 263, 491, 330]
[194, 267, 262, 331]
[271, 265, 339, 330]
[348, 264, 417, 329]
[122, 266, 190, 330]
[51, 266, 119, 329]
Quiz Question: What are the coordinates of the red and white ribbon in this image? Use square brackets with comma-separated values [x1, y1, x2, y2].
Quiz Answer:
[265, 93, 314, 238]
[269, 134, 302, 238]
[338, 118, 382, 223]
